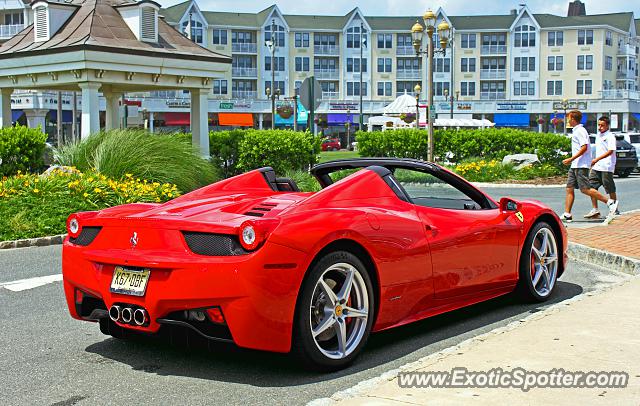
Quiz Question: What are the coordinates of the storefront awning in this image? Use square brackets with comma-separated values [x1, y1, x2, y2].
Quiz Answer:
[552, 113, 587, 125]
[274, 102, 308, 126]
[632, 113, 640, 122]
[493, 113, 529, 127]
[49, 110, 73, 123]
[327, 113, 359, 125]
[11, 110, 23, 122]
[219, 113, 254, 127]
[163, 112, 191, 126]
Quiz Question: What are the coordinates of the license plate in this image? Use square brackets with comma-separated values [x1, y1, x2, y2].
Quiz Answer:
[618, 152, 627, 157]
[110, 267, 150, 296]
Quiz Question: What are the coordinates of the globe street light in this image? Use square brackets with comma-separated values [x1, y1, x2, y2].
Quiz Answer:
[414, 84, 421, 129]
[265, 19, 277, 129]
[411, 10, 452, 162]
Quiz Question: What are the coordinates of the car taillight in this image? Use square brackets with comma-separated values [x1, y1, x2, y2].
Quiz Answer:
[238, 219, 279, 251]
[67, 214, 82, 239]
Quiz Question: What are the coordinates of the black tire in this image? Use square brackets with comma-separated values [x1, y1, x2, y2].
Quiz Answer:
[516, 222, 560, 303]
[617, 169, 631, 178]
[292, 251, 375, 371]
[99, 318, 128, 339]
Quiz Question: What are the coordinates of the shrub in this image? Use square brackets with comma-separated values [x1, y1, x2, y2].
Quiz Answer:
[452, 158, 564, 182]
[283, 169, 321, 192]
[237, 129, 320, 174]
[209, 129, 248, 177]
[0, 125, 47, 177]
[54, 129, 218, 192]
[355, 129, 427, 159]
[0, 168, 179, 241]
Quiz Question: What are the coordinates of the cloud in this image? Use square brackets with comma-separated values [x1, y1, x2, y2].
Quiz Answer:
[161, 0, 639, 18]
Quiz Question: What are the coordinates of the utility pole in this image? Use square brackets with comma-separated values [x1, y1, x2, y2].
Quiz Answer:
[267, 19, 277, 129]
[359, 23, 365, 131]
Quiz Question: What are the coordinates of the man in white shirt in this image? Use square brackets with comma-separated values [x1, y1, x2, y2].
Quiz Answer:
[561, 110, 618, 222]
[584, 116, 618, 220]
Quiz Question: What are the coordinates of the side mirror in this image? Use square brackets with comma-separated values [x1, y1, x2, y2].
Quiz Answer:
[500, 197, 521, 212]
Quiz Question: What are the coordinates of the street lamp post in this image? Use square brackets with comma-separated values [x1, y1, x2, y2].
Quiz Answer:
[359, 23, 366, 131]
[346, 108, 352, 147]
[411, 11, 452, 162]
[559, 98, 569, 136]
[266, 19, 277, 129]
[414, 84, 421, 129]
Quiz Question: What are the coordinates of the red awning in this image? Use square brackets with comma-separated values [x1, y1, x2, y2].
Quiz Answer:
[163, 112, 190, 126]
[218, 113, 254, 127]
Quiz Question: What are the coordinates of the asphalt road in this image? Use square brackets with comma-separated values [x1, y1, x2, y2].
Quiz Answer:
[0, 245, 631, 406]
[480, 171, 640, 223]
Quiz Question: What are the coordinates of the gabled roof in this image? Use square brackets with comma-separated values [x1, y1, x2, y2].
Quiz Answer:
[535, 12, 634, 30]
[160, 0, 190, 22]
[636, 19, 640, 35]
[448, 15, 516, 30]
[0, 0, 230, 63]
[365, 16, 416, 32]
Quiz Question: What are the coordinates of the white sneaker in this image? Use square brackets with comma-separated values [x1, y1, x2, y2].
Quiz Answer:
[561, 212, 573, 222]
[604, 200, 619, 224]
[583, 208, 601, 219]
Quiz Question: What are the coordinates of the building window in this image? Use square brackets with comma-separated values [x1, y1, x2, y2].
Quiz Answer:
[548, 31, 563, 46]
[295, 32, 309, 48]
[434, 82, 450, 96]
[377, 33, 392, 48]
[605, 56, 613, 71]
[265, 24, 285, 47]
[576, 79, 592, 95]
[577, 29, 593, 45]
[461, 58, 476, 72]
[482, 33, 507, 48]
[460, 81, 475, 96]
[347, 58, 367, 73]
[377, 81, 392, 96]
[264, 81, 285, 94]
[397, 33, 412, 48]
[346, 26, 363, 49]
[514, 25, 536, 47]
[232, 31, 255, 45]
[434, 58, 451, 73]
[461, 33, 476, 49]
[213, 80, 228, 95]
[265, 56, 285, 71]
[546, 80, 562, 96]
[513, 81, 535, 96]
[182, 19, 204, 44]
[321, 81, 338, 93]
[314, 34, 337, 47]
[547, 56, 563, 71]
[347, 82, 367, 96]
[605, 31, 612, 46]
[514, 57, 536, 72]
[577, 55, 593, 70]
[213, 29, 227, 45]
[4, 12, 24, 25]
[396, 81, 421, 94]
[295, 57, 310, 72]
[377, 58, 392, 73]
[314, 57, 337, 70]
[397, 58, 420, 72]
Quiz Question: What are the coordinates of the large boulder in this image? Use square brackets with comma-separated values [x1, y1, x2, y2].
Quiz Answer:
[502, 153, 540, 170]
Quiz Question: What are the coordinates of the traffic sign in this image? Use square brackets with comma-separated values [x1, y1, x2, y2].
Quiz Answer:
[299, 77, 322, 111]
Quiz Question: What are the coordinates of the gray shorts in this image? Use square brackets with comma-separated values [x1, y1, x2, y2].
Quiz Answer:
[589, 170, 616, 194]
[566, 168, 590, 190]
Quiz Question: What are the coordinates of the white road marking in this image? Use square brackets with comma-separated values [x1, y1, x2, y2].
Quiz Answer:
[0, 274, 63, 292]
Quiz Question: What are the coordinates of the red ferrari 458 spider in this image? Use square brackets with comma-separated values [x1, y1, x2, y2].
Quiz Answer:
[62, 158, 567, 370]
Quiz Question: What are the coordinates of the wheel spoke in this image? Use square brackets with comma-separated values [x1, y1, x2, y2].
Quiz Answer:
[343, 306, 368, 319]
[541, 266, 551, 289]
[531, 245, 543, 261]
[334, 319, 347, 357]
[531, 265, 543, 287]
[540, 233, 549, 256]
[318, 279, 338, 307]
[543, 254, 558, 266]
[337, 267, 355, 303]
[312, 314, 336, 338]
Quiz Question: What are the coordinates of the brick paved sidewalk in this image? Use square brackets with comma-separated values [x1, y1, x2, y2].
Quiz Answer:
[569, 212, 640, 260]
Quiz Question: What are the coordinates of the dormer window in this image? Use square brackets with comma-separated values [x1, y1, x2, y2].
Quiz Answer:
[34, 5, 49, 42]
[140, 7, 157, 42]
[181, 18, 204, 44]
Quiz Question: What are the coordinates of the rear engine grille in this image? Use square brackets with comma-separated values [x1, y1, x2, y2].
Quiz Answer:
[69, 226, 102, 246]
[182, 232, 249, 256]
[244, 203, 276, 217]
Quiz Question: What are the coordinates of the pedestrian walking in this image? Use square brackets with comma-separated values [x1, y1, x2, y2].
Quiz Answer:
[584, 115, 618, 220]
[561, 110, 618, 222]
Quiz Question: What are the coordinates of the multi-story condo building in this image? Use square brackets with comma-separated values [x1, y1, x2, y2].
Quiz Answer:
[2, 0, 639, 138]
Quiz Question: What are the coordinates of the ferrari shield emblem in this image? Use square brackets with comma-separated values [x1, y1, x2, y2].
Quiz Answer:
[515, 212, 524, 223]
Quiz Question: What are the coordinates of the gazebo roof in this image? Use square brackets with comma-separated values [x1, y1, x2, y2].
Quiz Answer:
[383, 91, 418, 115]
[0, 0, 229, 63]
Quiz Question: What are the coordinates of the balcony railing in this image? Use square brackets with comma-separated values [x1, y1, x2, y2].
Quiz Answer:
[314, 69, 340, 80]
[396, 46, 415, 56]
[480, 91, 506, 100]
[396, 69, 422, 80]
[314, 45, 339, 55]
[480, 45, 507, 55]
[599, 89, 640, 100]
[322, 91, 340, 99]
[231, 43, 257, 53]
[232, 90, 257, 99]
[616, 70, 636, 80]
[0, 24, 23, 38]
[232, 67, 258, 78]
[617, 43, 636, 56]
[480, 69, 507, 80]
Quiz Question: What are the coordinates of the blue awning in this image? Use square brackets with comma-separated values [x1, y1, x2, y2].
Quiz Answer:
[632, 113, 640, 122]
[327, 113, 360, 125]
[11, 110, 23, 122]
[493, 113, 530, 127]
[552, 113, 587, 125]
[49, 110, 74, 123]
[274, 102, 308, 126]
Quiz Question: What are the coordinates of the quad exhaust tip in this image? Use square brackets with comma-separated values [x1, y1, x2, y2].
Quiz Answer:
[109, 305, 121, 322]
[133, 308, 147, 326]
[121, 307, 133, 323]
[109, 305, 148, 326]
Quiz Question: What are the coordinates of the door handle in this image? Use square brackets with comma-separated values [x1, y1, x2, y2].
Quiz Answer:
[425, 224, 439, 235]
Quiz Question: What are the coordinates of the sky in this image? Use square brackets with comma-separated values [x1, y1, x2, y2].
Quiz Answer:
[159, 0, 640, 18]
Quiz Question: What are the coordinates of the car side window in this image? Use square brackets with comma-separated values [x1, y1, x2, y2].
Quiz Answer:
[394, 168, 482, 210]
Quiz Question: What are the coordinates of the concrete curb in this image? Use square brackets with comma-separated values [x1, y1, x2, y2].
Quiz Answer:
[568, 241, 640, 275]
[0, 234, 66, 250]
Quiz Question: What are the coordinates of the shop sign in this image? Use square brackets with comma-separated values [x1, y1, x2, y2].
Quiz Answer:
[497, 102, 527, 111]
[456, 103, 472, 110]
[219, 102, 234, 109]
[329, 102, 358, 111]
[166, 100, 190, 108]
[552, 101, 587, 110]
